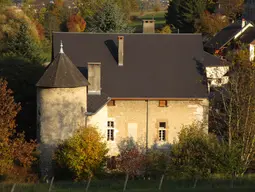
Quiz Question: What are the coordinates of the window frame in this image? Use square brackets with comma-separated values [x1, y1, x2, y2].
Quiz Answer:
[158, 122, 166, 142]
[107, 120, 115, 141]
[159, 100, 168, 107]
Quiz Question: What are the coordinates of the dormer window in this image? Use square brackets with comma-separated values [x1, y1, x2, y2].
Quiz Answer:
[88, 62, 101, 95]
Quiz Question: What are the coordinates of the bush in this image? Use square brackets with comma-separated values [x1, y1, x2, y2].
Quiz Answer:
[55, 126, 108, 181]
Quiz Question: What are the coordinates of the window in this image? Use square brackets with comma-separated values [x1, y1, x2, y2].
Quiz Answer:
[107, 100, 115, 106]
[159, 122, 166, 141]
[159, 100, 167, 107]
[107, 121, 115, 141]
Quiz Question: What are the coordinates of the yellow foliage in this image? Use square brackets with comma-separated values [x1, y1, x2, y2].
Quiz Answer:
[0, 7, 40, 42]
[55, 126, 108, 180]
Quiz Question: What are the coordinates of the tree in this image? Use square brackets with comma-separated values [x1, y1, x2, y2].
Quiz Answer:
[218, 0, 244, 21]
[76, 0, 106, 19]
[168, 122, 217, 187]
[67, 14, 86, 32]
[0, 79, 37, 182]
[210, 48, 255, 176]
[55, 127, 108, 190]
[5, 23, 42, 62]
[166, 0, 215, 32]
[146, 147, 171, 190]
[86, 0, 134, 33]
[195, 11, 229, 37]
[0, 7, 45, 62]
[156, 25, 172, 34]
[117, 138, 145, 191]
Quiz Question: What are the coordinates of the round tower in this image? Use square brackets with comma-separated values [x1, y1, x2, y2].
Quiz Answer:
[36, 41, 89, 178]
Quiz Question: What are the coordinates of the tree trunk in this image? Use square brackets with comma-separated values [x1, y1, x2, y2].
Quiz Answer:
[86, 176, 92, 192]
[193, 177, 198, 188]
[230, 173, 235, 188]
[48, 177, 54, 192]
[123, 174, 129, 192]
[158, 174, 165, 190]
[11, 183, 16, 192]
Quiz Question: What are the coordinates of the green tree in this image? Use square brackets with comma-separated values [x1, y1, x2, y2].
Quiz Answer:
[168, 122, 217, 187]
[146, 147, 171, 190]
[210, 48, 255, 177]
[55, 127, 108, 190]
[4, 23, 42, 62]
[86, 0, 134, 33]
[76, 0, 106, 19]
[166, 0, 215, 32]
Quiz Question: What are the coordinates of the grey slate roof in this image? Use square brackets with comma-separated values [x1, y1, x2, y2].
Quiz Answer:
[202, 51, 230, 67]
[204, 22, 250, 53]
[36, 52, 89, 88]
[87, 92, 110, 114]
[53, 33, 210, 99]
[239, 27, 255, 44]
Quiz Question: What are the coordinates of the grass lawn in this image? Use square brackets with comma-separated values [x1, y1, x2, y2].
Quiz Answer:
[129, 11, 166, 33]
[1, 179, 255, 192]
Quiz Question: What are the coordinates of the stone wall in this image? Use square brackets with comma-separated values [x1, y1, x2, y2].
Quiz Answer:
[104, 99, 208, 155]
[37, 86, 87, 177]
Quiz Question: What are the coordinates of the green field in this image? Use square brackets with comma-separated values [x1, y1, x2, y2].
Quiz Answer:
[129, 11, 166, 33]
[1, 179, 255, 192]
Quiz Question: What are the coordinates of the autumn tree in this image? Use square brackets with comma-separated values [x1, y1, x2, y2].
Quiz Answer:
[76, 0, 106, 18]
[0, 79, 37, 182]
[55, 127, 108, 191]
[67, 14, 86, 32]
[210, 48, 255, 176]
[156, 25, 172, 34]
[195, 11, 229, 37]
[117, 138, 145, 191]
[86, 0, 134, 33]
[218, 0, 244, 21]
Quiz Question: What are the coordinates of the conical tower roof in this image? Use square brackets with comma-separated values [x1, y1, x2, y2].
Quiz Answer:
[36, 42, 89, 88]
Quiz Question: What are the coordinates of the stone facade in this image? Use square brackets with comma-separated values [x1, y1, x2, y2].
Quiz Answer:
[37, 86, 87, 177]
[88, 99, 209, 156]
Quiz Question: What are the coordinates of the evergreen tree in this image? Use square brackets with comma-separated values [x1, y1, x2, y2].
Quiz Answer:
[166, 0, 215, 33]
[86, 0, 134, 33]
[5, 23, 41, 62]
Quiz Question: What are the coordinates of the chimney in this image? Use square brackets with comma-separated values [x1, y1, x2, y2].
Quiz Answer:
[118, 36, 124, 66]
[143, 20, 155, 33]
[242, 18, 246, 28]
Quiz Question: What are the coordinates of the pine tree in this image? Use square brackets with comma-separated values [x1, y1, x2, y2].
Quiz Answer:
[86, 0, 134, 33]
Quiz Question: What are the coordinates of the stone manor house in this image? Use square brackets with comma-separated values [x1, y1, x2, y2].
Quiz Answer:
[36, 21, 228, 176]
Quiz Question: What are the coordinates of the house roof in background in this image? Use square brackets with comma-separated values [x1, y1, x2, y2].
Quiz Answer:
[204, 21, 253, 52]
[53, 33, 210, 99]
[202, 51, 230, 67]
[238, 27, 255, 44]
[36, 52, 89, 88]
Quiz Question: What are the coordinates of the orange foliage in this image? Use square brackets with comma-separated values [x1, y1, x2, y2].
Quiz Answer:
[0, 79, 37, 182]
[67, 14, 86, 32]
[197, 11, 229, 36]
[34, 21, 45, 40]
